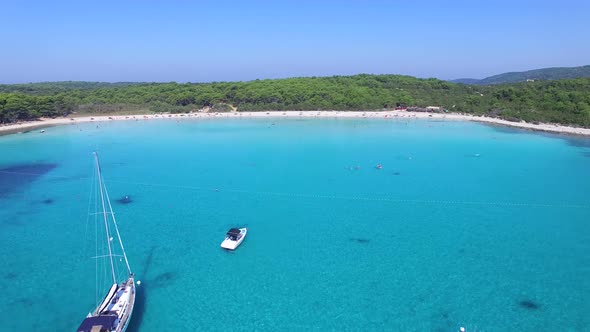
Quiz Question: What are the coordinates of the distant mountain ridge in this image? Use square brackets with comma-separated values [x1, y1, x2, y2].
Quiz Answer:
[451, 65, 590, 85]
[450, 78, 480, 85]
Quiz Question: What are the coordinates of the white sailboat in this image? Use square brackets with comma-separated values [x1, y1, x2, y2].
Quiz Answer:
[77, 152, 136, 332]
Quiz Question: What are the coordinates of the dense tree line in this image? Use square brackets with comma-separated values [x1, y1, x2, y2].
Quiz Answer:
[1, 75, 589, 127]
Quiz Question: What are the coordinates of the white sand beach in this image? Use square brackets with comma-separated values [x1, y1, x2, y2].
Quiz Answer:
[1, 111, 589, 136]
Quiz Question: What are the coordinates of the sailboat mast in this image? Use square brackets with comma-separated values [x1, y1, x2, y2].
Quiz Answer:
[94, 152, 117, 284]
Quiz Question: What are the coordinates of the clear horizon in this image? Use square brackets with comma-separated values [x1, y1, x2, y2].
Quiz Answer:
[1, 0, 589, 84]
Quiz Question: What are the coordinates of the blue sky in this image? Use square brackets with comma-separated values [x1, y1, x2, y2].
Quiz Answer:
[1, 0, 589, 83]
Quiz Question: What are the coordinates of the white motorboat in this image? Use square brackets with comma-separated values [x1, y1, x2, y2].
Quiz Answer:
[221, 228, 247, 250]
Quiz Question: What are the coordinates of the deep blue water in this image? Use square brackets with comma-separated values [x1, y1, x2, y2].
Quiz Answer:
[0, 118, 589, 331]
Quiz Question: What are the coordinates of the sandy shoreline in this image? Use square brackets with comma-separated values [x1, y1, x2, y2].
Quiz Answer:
[1, 111, 589, 137]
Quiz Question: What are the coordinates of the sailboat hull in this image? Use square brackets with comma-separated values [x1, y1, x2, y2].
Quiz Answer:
[117, 277, 136, 332]
[77, 277, 136, 332]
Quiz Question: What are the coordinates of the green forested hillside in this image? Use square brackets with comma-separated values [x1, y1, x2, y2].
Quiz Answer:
[1, 75, 589, 127]
[0, 82, 142, 96]
[451, 65, 590, 85]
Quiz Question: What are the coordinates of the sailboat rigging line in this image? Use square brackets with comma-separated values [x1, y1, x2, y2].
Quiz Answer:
[83, 167, 99, 307]
[94, 152, 118, 284]
[89, 212, 114, 216]
[92, 254, 124, 259]
[84, 169, 95, 249]
[103, 181, 133, 275]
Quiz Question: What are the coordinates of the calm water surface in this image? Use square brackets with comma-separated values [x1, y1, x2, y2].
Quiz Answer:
[0, 118, 589, 331]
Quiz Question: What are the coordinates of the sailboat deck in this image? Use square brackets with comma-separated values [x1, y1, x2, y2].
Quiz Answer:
[101, 280, 134, 317]
[101, 278, 135, 332]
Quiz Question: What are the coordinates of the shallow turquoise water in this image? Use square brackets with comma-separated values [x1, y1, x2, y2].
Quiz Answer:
[0, 118, 589, 331]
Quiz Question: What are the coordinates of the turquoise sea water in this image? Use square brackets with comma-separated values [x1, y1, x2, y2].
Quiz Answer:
[0, 118, 589, 331]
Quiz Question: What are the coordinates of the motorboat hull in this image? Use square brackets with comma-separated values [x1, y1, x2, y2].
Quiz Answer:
[221, 228, 247, 250]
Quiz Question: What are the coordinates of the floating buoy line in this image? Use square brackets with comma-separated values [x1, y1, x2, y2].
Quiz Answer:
[2, 169, 589, 210]
[106, 179, 590, 210]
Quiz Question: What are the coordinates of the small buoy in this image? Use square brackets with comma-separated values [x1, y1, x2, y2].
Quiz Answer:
[136, 280, 141, 285]
[460, 327, 465, 332]
[109, 237, 113, 241]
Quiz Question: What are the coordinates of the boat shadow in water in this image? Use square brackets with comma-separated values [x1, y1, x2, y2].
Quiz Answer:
[125, 285, 146, 332]
[519, 299, 541, 310]
[9, 297, 35, 308]
[138, 246, 177, 289]
[125, 245, 156, 332]
[124, 275, 176, 332]
[3, 271, 18, 280]
[116, 195, 133, 204]
[150, 272, 176, 288]
[127, 246, 179, 331]
[349, 238, 371, 244]
[0, 206, 41, 229]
